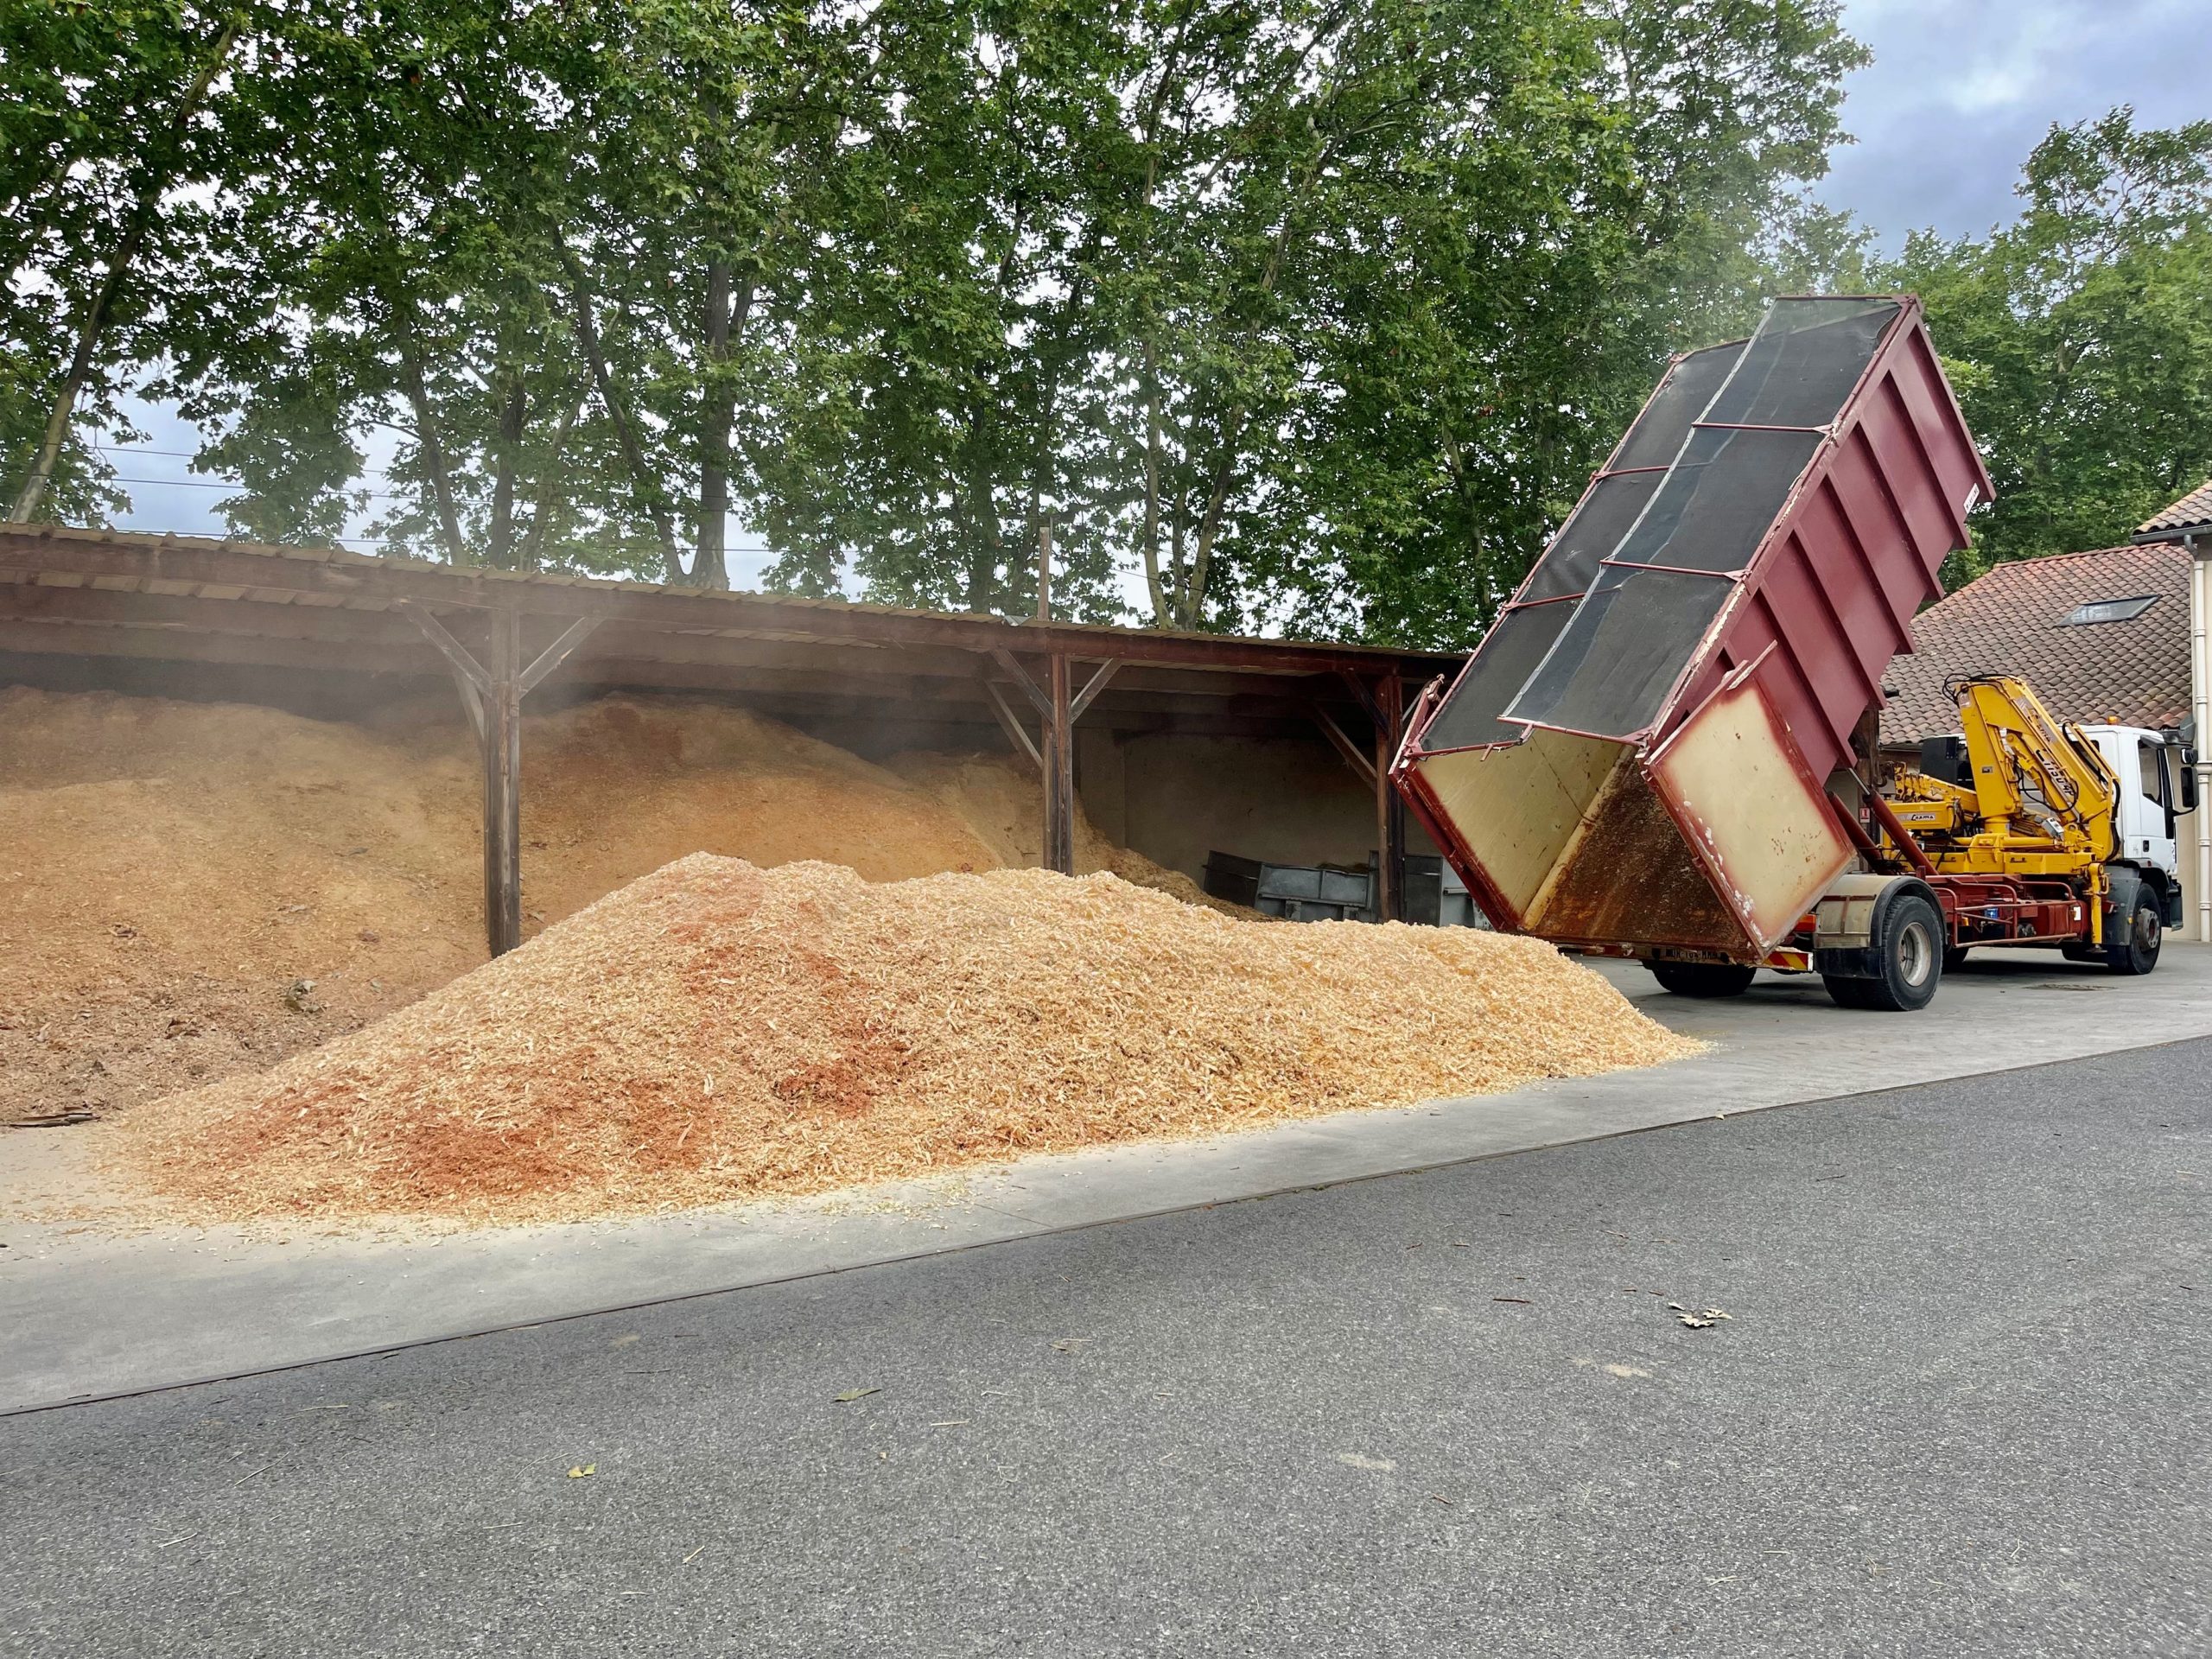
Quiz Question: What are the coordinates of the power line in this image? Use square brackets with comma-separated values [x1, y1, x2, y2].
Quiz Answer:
[110, 523, 780, 557]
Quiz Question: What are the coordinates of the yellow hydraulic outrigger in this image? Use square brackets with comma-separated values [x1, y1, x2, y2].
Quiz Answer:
[1884, 675, 2121, 946]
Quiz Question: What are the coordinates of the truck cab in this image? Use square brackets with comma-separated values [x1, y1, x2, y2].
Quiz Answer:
[2078, 724, 2194, 924]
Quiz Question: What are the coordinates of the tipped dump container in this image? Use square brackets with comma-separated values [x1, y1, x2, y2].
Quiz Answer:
[1393, 296, 1993, 961]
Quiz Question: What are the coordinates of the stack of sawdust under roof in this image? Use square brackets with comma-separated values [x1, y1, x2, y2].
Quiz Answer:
[0, 688, 1236, 1121]
[107, 855, 1700, 1227]
[885, 750, 1256, 918]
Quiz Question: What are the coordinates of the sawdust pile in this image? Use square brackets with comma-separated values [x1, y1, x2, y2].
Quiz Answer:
[0, 689, 1221, 1122]
[0, 690, 481, 1126]
[108, 855, 1699, 1226]
[886, 751, 1252, 918]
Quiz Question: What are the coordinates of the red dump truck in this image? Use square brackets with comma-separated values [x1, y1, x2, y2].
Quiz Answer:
[1389, 295, 2098, 1012]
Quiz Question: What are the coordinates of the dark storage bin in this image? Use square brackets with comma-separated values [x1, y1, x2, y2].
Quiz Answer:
[1204, 851, 1375, 922]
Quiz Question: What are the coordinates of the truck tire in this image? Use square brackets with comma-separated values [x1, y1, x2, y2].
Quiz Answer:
[1942, 945, 1970, 974]
[1648, 961, 1757, 998]
[2106, 889, 2163, 976]
[1822, 893, 1942, 1012]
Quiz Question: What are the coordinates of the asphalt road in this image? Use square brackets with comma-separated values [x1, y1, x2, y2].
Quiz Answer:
[5, 1042, 2208, 1657]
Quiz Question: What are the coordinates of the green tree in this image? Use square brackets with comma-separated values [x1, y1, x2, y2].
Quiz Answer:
[1207, 0, 1870, 645]
[757, 0, 1136, 620]
[0, 0, 251, 521]
[8, 0, 1876, 639]
[550, 0, 866, 587]
[162, 0, 638, 572]
[1891, 109, 2212, 579]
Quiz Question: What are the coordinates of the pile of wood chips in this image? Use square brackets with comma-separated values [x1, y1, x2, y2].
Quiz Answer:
[107, 854, 1700, 1227]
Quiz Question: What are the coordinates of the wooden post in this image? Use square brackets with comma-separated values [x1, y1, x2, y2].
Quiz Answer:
[399, 601, 598, 959]
[484, 607, 523, 957]
[1374, 673, 1406, 923]
[1046, 652, 1075, 874]
[982, 640, 1096, 876]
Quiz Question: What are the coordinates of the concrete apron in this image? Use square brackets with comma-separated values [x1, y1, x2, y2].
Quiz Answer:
[6, 944, 2209, 1415]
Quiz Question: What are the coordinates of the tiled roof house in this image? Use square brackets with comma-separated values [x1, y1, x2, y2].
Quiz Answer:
[1879, 541, 2193, 745]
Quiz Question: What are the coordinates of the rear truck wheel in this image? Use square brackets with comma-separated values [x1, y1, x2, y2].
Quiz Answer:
[2106, 889, 2163, 976]
[1942, 945, 1970, 974]
[1648, 961, 1757, 998]
[1822, 893, 1943, 1012]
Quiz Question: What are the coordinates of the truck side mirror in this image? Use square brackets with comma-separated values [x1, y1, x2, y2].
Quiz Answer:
[2183, 747, 2200, 814]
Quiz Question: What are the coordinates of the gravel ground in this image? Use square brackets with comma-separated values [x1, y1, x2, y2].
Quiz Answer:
[4, 1039, 2207, 1657]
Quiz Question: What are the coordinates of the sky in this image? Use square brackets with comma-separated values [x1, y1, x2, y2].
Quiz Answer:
[106, 0, 2212, 581]
[1814, 0, 2212, 248]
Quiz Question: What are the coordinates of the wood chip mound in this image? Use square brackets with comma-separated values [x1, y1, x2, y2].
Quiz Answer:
[106, 855, 1701, 1227]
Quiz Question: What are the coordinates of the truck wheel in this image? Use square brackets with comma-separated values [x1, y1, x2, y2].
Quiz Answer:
[1942, 945, 1970, 974]
[1822, 893, 1942, 1012]
[2106, 890, 2163, 976]
[1648, 961, 1756, 998]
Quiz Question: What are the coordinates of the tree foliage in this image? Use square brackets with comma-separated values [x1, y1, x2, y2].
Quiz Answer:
[1890, 109, 2212, 581]
[3, 0, 1872, 636]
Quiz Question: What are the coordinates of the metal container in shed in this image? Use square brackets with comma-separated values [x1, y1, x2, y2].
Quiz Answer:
[1393, 296, 1993, 961]
[1203, 851, 1374, 921]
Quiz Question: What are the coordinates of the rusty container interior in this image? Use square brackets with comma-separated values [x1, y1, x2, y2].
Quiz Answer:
[1395, 296, 1993, 959]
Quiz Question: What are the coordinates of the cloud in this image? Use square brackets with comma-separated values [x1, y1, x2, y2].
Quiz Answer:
[1817, 0, 2212, 246]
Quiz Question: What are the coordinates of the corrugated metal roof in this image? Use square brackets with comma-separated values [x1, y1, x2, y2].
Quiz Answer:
[1879, 543, 2192, 744]
[2135, 478, 2212, 538]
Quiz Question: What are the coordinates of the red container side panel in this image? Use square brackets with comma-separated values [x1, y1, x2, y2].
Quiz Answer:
[1666, 301, 1993, 785]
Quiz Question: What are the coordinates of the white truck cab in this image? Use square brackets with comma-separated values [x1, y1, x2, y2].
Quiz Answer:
[2079, 724, 2195, 918]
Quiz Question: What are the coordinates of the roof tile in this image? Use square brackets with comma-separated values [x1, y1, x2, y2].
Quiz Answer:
[1879, 543, 2193, 743]
[2137, 478, 2212, 537]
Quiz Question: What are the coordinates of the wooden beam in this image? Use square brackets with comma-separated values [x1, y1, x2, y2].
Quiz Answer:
[1338, 667, 1382, 726]
[399, 601, 582, 959]
[1375, 673, 1407, 924]
[987, 645, 1052, 718]
[0, 525, 1461, 677]
[1312, 703, 1377, 788]
[0, 615, 1403, 739]
[982, 678, 1043, 769]
[517, 614, 601, 696]
[483, 608, 523, 956]
[397, 601, 490, 744]
[1069, 658, 1120, 721]
[0, 582, 423, 644]
[0, 582, 1425, 708]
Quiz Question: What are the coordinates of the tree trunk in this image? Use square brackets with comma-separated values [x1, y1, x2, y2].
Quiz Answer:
[486, 372, 528, 569]
[391, 297, 470, 566]
[557, 244, 682, 582]
[7, 19, 238, 524]
[692, 257, 751, 590]
[963, 408, 1001, 613]
[1140, 338, 1168, 623]
[518, 387, 587, 571]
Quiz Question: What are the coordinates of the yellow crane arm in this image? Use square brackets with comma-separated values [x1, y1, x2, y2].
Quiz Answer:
[1954, 676, 2119, 861]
